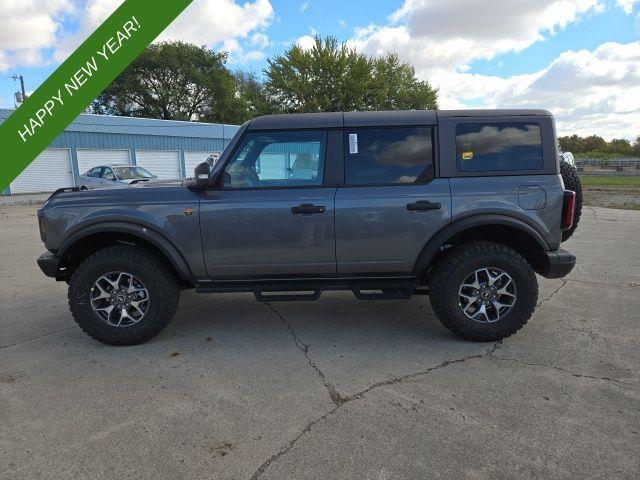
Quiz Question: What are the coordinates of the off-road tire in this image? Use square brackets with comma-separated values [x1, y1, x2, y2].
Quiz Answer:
[560, 160, 582, 242]
[429, 242, 538, 342]
[68, 245, 179, 346]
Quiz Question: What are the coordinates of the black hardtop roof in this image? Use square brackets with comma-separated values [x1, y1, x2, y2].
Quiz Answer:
[247, 109, 552, 131]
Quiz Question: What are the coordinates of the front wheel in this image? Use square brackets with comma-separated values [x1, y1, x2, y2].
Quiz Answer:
[429, 242, 538, 342]
[68, 245, 180, 345]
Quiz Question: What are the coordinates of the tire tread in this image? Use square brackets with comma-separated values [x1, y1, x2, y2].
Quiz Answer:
[429, 241, 538, 342]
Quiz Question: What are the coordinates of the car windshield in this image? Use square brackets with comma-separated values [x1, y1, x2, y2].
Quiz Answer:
[113, 166, 155, 180]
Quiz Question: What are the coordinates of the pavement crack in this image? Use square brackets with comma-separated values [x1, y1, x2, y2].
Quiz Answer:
[250, 405, 341, 480]
[0, 327, 74, 351]
[266, 303, 348, 406]
[537, 279, 567, 307]
[344, 341, 501, 402]
[492, 355, 638, 388]
[251, 340, 502, 478]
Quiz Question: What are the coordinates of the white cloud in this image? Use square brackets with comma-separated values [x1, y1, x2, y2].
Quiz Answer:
[158, 0, 273, 46]
[349, 0, 602, 73]
[347, 0, 639, 138]
[299, 2, 309, 12]
[0, 0, 73, 71]
[222, 38, 266, 64]
[52, 0, 274, 66]
[296, 35, 316, 51]
[250, 32, 270, 49]
[54, 0, 124, 62]
[615, 0, 639, 13]
[436, 42, 640, 139]
[156, 0, 274, 64]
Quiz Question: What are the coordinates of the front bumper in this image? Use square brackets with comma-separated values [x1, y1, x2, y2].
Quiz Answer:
[539, 249, 576, 279]
[37, 251, 60, 278]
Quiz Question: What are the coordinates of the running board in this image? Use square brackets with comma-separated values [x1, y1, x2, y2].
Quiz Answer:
[352, 288, 414, 300]
[195, 276, 421, 302]
[254, 290, 321, 302]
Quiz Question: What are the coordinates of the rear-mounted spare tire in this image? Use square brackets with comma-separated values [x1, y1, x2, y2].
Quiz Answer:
[560, 159, 582, 242]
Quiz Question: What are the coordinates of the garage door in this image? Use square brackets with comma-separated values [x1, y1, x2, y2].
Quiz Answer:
[77, 149, 130, 175]
[184, 151, 220, 178]
[136, 150, 181, 180]
[10, 149, 73, 194]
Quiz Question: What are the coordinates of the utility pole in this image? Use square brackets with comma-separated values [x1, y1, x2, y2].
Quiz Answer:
[11, 74, 27, 104]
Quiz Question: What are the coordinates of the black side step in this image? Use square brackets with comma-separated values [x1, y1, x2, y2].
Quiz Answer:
[352, 288, 414, 300]
[254, 290, 321, 302]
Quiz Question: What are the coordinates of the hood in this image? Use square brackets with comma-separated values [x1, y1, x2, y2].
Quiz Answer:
[43, 181, 196, 209]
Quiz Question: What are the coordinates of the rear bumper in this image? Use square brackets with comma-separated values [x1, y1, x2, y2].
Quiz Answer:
[539, 249, 576, 279]
[37, 251, 60, 278]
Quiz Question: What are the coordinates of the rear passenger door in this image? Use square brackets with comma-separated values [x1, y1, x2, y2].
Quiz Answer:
[335, 126, 451, 275]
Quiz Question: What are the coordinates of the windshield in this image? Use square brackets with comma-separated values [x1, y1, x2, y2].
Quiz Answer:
[113, 166, 155, 180]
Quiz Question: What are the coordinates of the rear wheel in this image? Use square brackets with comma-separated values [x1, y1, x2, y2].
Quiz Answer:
[429, 242, 538, 342]
[560, 160, 582, 242]
[68, 245, 179, 345]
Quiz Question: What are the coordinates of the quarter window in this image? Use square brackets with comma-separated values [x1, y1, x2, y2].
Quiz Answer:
[344, 127, 434, 185]
[224, 131, 326, 188]
[456, 123, 543, 172]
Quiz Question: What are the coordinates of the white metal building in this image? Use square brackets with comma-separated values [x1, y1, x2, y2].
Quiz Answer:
[1, 109, 239, 195]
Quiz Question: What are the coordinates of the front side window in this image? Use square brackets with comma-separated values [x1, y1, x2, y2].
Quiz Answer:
[102, 168, 115, 180]
[344, 127, 434, 185]
[224, 131, 326, 188]
[456, 123, 543, 172]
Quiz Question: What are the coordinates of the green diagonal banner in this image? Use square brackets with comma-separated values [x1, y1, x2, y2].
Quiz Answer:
[0, 0, 192, 190]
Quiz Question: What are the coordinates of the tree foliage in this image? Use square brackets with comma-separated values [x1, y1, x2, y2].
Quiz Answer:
[264, 36, 438, 113]
[559, 134, 640, 157]
[93, 42, 243, 123]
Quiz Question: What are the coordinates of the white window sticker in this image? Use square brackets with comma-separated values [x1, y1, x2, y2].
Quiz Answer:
[349, 134, 358, 154]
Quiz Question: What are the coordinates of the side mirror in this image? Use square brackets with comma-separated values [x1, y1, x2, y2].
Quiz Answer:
[194, 161, 211, 190]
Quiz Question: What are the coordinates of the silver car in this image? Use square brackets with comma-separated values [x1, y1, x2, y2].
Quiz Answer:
[77, 164, 157, 189]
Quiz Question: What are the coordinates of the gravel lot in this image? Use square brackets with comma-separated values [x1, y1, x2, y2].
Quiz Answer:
[1, 204, 639, 479]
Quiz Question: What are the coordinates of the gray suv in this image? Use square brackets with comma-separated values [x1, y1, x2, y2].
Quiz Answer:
[36, 110, 577, 346]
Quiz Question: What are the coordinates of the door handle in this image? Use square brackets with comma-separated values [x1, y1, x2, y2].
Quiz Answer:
[291, 204, 326, 214]
[406, 200, 441, 211]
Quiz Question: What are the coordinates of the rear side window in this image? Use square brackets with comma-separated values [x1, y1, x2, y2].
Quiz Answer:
[456, 123, 543, 172]
[344, 127, 434, 185]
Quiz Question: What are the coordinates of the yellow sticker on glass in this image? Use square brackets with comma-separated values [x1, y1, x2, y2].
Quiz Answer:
[461, 151, 474, 161]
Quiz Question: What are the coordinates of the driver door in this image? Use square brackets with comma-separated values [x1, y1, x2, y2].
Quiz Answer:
[199, 129, 337, 278]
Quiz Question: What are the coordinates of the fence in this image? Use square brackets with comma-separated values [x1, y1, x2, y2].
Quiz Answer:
[576, 158, 640, 170]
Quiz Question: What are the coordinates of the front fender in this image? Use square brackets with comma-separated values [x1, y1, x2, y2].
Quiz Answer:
[57, 221, 195, 282]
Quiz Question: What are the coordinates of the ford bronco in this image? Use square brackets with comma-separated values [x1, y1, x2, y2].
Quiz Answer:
[36, 110, 577, 345]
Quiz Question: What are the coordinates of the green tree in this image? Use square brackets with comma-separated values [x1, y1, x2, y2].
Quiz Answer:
[369, 53, 438, 110]
[633, 136, 640, 157]
[229, 71, 275, 120]
[559, 134, 584, 153]
[582, 135, 607, 152]
[264, 36, 438, 113]
[94, 41, 240, 123]
[606, 138, 633, 156]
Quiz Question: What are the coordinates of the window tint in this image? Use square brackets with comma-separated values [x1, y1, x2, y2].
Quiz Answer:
[224, 131, 326, 188]
[87, 167, 100, 177]
[344, 127, 433, 185]
[456, 123, 543, 172]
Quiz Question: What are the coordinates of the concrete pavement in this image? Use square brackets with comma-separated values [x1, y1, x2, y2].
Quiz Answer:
[1, 204, 638, 479]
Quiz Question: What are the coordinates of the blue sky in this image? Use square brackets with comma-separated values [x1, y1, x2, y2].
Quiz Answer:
[0, 0, 639, 138]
